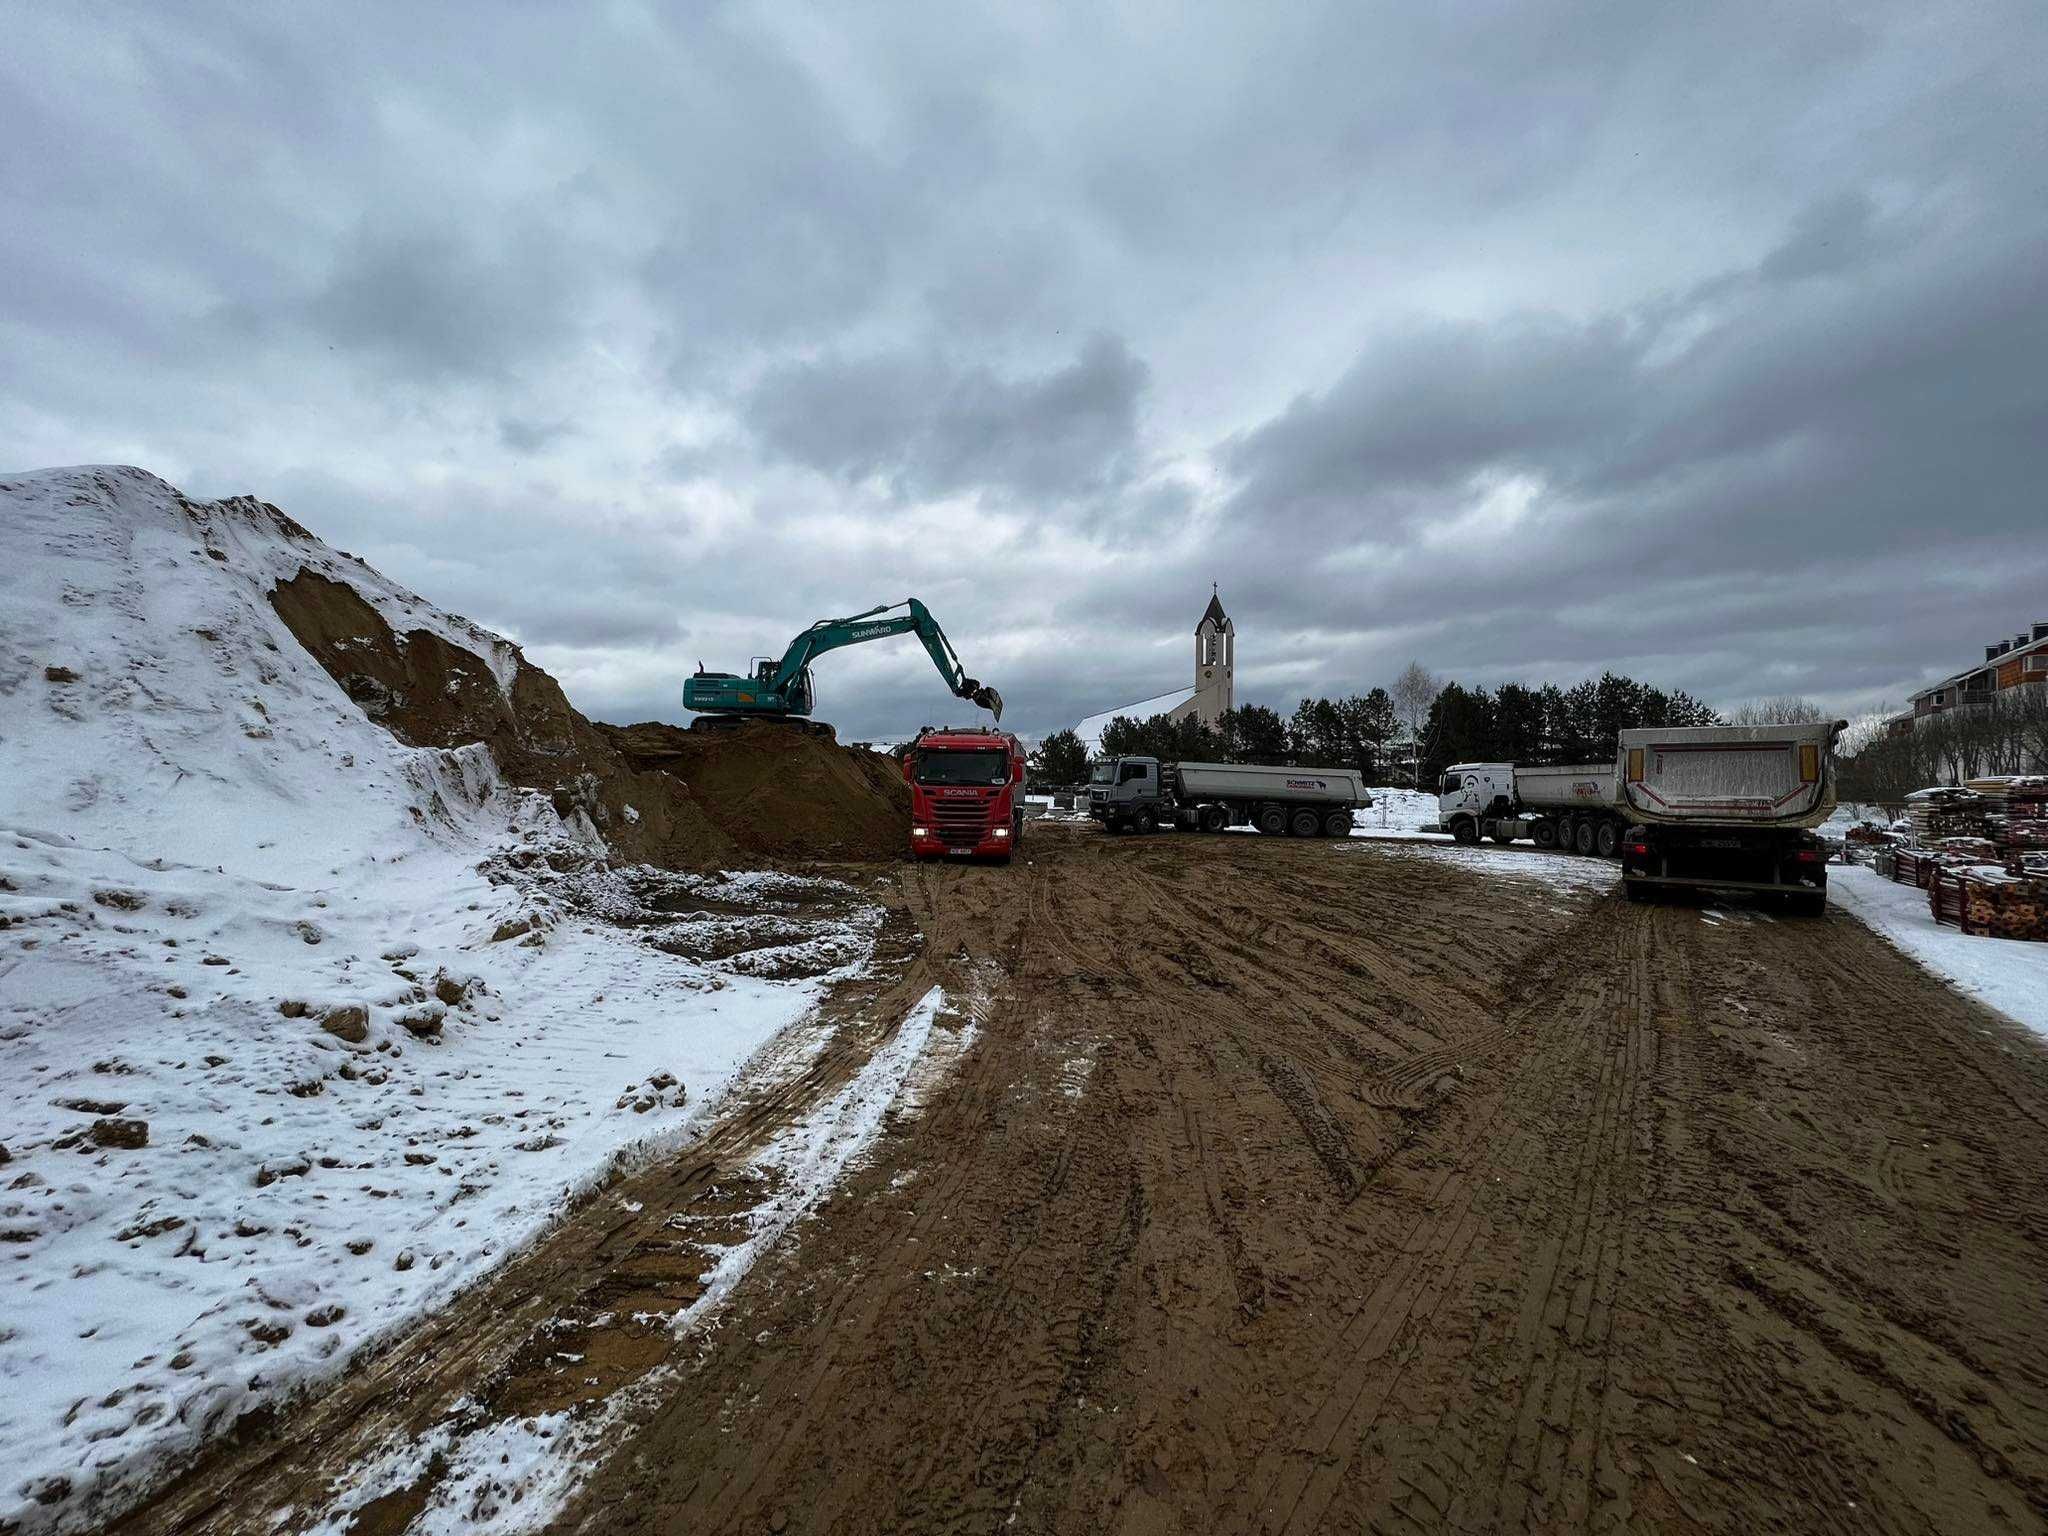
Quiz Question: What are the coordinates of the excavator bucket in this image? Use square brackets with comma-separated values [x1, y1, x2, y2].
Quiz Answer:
[966, 681, 1004, 721]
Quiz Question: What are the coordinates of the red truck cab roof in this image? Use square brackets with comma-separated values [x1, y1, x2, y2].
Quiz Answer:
[911, 725, 1023, 753]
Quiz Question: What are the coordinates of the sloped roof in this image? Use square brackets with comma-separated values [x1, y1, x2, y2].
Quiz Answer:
[1074, 686, 1196, 754]
[1196, 589, 1228, 632]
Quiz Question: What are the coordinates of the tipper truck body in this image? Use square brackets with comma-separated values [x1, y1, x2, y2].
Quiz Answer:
[1436, 762, 1629, 856]
[1617, 720, 1846, 914]
[902, 726, 1027, 862]
[1089, 757, 1371, 837]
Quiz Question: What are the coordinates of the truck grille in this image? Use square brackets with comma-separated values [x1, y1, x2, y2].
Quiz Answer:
[930, 799, 990, 848]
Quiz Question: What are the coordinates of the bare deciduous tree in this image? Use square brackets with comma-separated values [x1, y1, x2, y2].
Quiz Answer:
[1724, 695, 1829, 725]
[1390, 661, 1441, 787]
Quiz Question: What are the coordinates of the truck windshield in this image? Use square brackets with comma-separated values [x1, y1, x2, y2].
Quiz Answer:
[917, 749, 1009, 785]
[1089, 762, 1115, 784]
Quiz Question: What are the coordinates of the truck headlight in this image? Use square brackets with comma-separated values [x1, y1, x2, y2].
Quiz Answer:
[912, 826, 930, 837]
[992, 827, 1009, 838]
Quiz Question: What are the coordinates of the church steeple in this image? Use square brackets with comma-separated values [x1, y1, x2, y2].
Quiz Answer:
[1193, 585, 1234, 724]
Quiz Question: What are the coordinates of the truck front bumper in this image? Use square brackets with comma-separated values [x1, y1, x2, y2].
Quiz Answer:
[911, 824, 1013, 857]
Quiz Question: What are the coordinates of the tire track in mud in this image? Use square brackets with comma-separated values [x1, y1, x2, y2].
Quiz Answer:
[101, 827, 2048, 1536]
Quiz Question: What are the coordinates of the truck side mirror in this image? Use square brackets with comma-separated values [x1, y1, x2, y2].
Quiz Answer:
[1013, 759, 1025, 783]
[901, 755, 915, 783]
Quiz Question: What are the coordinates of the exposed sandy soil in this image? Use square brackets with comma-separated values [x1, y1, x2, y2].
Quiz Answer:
[269, 569, 909, 867]
[101, 826, 2048, 1536]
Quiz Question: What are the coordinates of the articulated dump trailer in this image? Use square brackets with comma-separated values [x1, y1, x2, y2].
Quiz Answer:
[1616, 720, 1846, 915]
[1089, 757, 1371, 837]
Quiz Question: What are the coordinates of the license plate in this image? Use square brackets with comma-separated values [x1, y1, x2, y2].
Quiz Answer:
[1701, 837, 1741, 848]
[947, 847, 974, 856]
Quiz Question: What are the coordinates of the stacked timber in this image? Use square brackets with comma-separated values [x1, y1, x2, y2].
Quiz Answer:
[1990, 776, 2048, 852]
[1930, 864, 2048, 940]
[1892, 848, 1935, 888]
[1904, 786, 1986, 844]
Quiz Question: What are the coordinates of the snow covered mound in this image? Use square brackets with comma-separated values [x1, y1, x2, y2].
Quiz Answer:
[0, 467, 881, 1531]
[1, 465, 538, 881]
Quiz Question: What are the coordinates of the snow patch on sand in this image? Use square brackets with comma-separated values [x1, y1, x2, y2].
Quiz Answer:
[1350, 839, 1619, 895]
[1829, 866, 2048, 1037]
[310, 987, 949, 1536]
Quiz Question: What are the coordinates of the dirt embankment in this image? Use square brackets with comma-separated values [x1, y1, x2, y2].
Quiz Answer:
[268, 569, 908, 866]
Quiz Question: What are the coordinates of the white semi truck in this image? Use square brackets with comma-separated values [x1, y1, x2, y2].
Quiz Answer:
[1435, 762, 1629, 856]
[1088, 757, 1372, 836]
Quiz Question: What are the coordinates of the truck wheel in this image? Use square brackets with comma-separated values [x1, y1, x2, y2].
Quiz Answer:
[1135, 808, 1157, 835]
[1323, 809, 1352, 838]
[1574, 820, 1598, 857]
[1533, 820, 1558, 849]
[1595, 820, 1621, 859]
[1554, 817, 1576, 853]
[1199, 805, 1227, 834]
[1451, 817, 1479, 845]
[1257, 805, 1286, 835]
[1290, 807, 1321, 837]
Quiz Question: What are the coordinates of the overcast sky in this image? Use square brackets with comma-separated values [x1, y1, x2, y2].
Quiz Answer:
[5, 3, 2044, 742]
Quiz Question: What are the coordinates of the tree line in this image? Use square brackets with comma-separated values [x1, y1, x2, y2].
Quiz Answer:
[1027, 665, 1726, 786]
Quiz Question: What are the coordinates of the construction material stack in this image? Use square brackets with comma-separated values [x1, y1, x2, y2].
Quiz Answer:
[1882, 777, 2048, 940]
[1904, 785, 1987, 843]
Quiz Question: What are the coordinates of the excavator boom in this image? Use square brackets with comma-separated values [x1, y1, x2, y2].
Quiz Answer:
[683, 599, 1002, 725]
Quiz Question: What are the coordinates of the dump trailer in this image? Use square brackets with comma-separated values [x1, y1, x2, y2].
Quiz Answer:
[1617, 720, 1847, 915]
[1088, 757, 1372, 837]
[1436, 762, 1629, 856]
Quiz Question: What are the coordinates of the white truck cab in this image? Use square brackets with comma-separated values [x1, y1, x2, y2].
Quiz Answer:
[1438, 762, 1515, 824]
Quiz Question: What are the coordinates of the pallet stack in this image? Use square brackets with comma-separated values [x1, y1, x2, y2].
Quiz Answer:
[1930, 864, 2048, 940]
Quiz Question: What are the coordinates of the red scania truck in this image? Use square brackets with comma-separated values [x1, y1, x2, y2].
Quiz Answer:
[901, 726, 1028, 863]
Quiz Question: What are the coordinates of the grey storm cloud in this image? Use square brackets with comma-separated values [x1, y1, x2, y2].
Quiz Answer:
[744, 334, 1148, 501]
[3, 1, 2045, 743]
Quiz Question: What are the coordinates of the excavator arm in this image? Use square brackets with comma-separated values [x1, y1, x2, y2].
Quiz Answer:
[769, 600, 1002, 720]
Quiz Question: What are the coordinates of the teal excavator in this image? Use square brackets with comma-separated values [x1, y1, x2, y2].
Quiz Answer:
[683, 599, 1002, 734]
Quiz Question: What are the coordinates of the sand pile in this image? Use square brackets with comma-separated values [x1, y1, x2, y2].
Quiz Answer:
[600, 721, 911, 863]
[269, 564, 910, 866]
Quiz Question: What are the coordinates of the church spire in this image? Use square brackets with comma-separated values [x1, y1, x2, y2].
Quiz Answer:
[1197, 583, 1228, 633]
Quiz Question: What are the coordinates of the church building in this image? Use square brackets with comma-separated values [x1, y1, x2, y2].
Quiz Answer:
[1073, 588, 1235, 755]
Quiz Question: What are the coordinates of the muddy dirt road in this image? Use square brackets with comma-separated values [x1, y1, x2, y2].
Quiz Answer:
[115, 826, 2048, 1535]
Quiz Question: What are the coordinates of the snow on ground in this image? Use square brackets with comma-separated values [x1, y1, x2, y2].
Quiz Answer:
[306, 985, 960, 1536]
[1351, 786, 1443, 837]
[0, 467, 880, 1531]
[1829, 865, 2048, 1037]
[1348, 838, 1620, 895]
